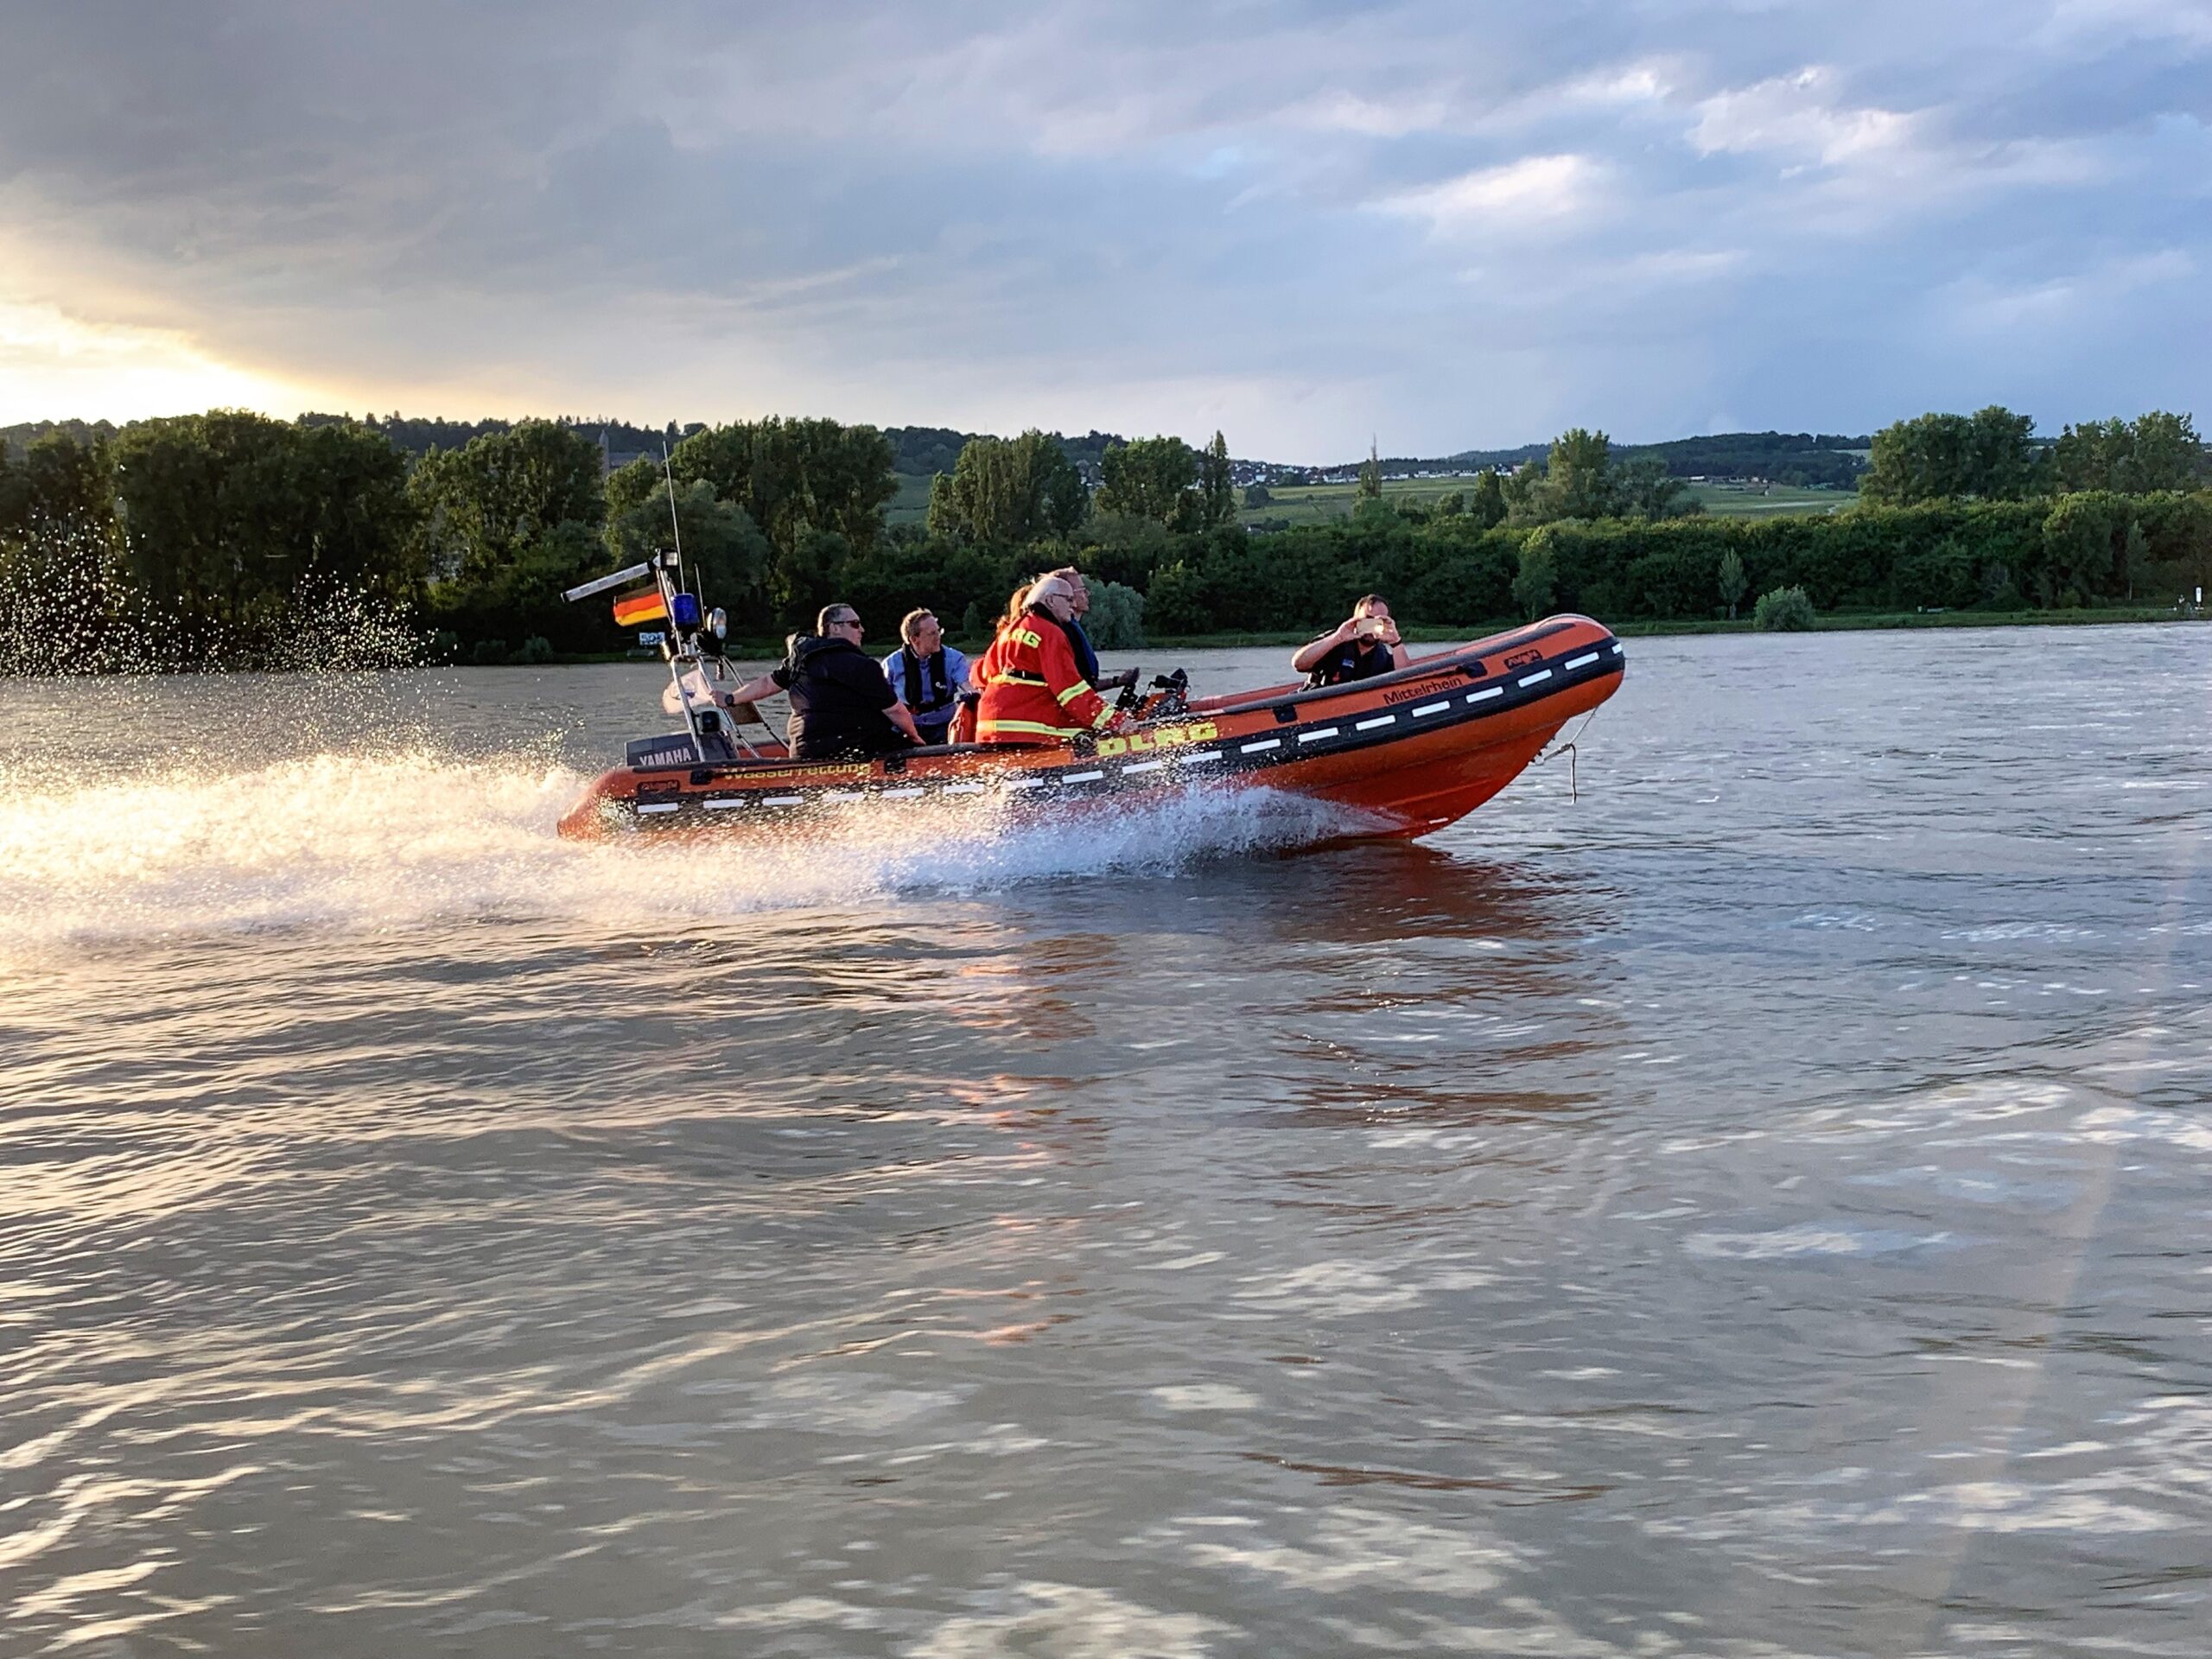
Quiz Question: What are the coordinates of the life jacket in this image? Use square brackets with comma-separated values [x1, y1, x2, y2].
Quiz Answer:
[974, 609, 1115, 744]
[894, 645, 956, 721]
[1304, 637, 1397, 689]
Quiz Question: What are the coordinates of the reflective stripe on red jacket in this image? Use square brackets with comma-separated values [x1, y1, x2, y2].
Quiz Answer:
[974, 610, 1114, 743]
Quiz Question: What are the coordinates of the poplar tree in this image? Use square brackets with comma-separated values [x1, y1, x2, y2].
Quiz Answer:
[1718, 549, 1747, 619]
[1200, 431, 1235, 529]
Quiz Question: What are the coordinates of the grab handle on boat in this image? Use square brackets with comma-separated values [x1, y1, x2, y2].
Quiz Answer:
[562, 561, 656, 603]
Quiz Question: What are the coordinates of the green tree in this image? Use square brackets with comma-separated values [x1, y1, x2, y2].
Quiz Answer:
[928, 429, 1087, 544]
[0, 444, 22, 537]
[1968, 404, 2047, 500]
[671, 416, 898, 560]
[410, 419, 606, 583]
[1199, 431, 1236, 529]
[430, 518, 607, 651]
[1542, 428, 1618, 520]
[1754, 584, 1816, 630]
[1433, 490, 1465, 518]
[606, 475, 770, 621]
[1243, 483, 1273, 510]
[1357, 442, 1382, 502]
[2123, 411, 2206, 493]
[2120, 518, 2149, 600]
[766, 524, 853, 627]
[1143, 558, 1208, 635]
[1084, 578, 1146, 649]
[1512, 527, 1558, 618]
[293, 420, 423, 601]
[103, 412, 419, 635]
[2040, 493, 2125, 605]
[1614, 455, 1699, 520]
[1863, 407, 2044, 505]
[1718, 548, 1747, 620]
[604, 455, 664, 521]
[1862, 412, 1976, 505]
[18, 432, 116, 540]
[1097, 435, 1199, 528]
[2055, 411, 2205, 494]
[2054, 418, 2128, 493]
[1891, 535, 1977, 610]
[110, 412, 275, 624]
[1501, 461, 1546, 524]
[926, 473, 957, 537]
[1468, 468, 1507, 529]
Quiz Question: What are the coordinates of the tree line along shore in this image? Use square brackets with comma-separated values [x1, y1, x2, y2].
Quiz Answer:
[0, 404, 2205, 672]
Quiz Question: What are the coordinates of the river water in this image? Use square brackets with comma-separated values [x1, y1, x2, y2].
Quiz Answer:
[3, 626, 2209, 1657]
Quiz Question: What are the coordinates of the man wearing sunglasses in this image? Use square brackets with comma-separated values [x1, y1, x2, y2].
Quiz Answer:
[723, 604, 921, 760]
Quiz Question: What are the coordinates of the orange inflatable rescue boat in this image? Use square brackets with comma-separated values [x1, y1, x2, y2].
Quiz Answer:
[554, 555, 1623, 843]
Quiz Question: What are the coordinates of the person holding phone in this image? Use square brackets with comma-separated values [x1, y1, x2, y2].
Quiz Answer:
[1291, 594, 1412, 687]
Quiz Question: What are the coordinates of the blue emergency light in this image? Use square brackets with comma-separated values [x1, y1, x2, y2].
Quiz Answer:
[671, 592, 702, 631]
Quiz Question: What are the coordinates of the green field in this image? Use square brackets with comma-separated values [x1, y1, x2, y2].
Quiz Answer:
[1681, 481, 1850, 517]
[1239, 479, 1469, 525]
[887, 471, 935, 526]
[1243, 477, 1853, 526]
[884, 470, 1854, 531]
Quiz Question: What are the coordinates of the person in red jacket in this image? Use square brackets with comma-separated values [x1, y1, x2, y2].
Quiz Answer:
[974, 575, 1128, 745]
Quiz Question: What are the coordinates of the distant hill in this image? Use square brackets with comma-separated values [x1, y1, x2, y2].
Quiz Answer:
[887, 427, 1127, 486]
[10, 413, 1871, 492]
[1611, 431, 1870, 488]
[1374, 431, 1872, 489]
[296, 413, 709, 464]
[886, 428, 1870, 491]
[0, 418, 121, 459]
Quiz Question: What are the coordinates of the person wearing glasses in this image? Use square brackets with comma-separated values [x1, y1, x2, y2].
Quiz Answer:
[722, 604, 921, 760]
[973, 575, 1128, 746]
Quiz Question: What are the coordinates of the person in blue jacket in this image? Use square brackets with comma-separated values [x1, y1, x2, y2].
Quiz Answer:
[881, 608, 971, 745]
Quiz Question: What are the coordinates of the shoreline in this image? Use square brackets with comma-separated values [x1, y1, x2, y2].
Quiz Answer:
[1053, 606, 2205, 656]
[536, 605, 2212, 663]
[10, 607, 2198, 676]
[578, 605, 2204, 663]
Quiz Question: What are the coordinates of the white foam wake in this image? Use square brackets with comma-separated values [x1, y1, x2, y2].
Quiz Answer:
[0, 749, 1353, 952]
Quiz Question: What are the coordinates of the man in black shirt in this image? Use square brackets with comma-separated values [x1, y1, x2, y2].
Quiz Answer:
[723, 604, 921, 760]
[1292, 594, 1413, 687]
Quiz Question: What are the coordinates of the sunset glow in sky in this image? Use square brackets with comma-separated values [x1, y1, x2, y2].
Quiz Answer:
[3, 0, 2208, 457]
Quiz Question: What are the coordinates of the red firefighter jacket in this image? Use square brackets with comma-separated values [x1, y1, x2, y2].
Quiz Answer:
[974, 610, 1116, 743]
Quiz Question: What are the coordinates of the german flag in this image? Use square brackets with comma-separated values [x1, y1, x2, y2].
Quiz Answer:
[612, 588, 668, 627]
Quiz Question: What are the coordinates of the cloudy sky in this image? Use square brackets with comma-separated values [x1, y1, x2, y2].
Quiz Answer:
[2, 0, 2207, 458]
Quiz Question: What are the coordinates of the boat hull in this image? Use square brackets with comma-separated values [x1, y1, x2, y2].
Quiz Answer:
[556, 614, 1624, 842]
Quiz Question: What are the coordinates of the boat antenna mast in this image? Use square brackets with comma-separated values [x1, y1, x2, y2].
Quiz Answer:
[661, 441, 685, 596]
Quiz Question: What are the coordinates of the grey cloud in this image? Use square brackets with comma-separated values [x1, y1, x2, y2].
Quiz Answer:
[0, 0, 2207, 454]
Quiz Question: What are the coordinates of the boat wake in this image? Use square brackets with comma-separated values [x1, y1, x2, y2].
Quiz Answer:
[0, 748, 1363, 952]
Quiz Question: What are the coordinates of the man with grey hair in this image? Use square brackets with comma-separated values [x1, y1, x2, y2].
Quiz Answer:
[1040, 565, 1138, 695]
[973, 575, 1128, 745]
